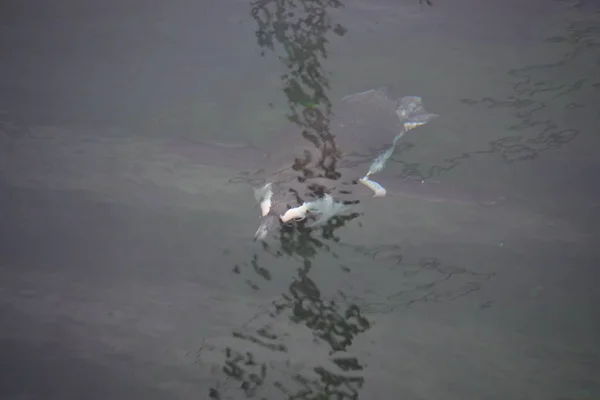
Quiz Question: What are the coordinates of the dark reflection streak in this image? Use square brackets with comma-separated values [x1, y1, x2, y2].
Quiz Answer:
[252, 0, 351, 183]
[208, 0, 373, 398]
[333, 245, 496, 313]
[390, 8, 598, 180]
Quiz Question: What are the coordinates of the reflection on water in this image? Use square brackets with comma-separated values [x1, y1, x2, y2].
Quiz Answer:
[206, 1, 370, 397]
[252, 0, 344, 183]
[390, 11, 599, 180]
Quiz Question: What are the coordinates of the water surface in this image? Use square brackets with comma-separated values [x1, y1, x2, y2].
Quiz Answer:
[1, 0, 599, 399]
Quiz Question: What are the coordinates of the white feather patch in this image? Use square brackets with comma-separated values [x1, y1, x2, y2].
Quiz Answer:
[359, 177, 387, 197]
[280, 203, 309, 223]
[253, 182, 273, 217]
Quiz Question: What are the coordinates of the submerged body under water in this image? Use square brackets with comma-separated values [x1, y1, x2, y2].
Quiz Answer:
[249, 90, 442, 239]
[161, 88, 503, 239]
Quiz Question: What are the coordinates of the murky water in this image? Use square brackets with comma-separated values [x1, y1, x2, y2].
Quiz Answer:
[1, 0, 599, 399]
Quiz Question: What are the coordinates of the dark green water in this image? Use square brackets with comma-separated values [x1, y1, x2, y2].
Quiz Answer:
[1, 0, 599, 399]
